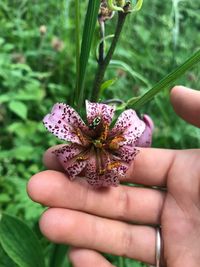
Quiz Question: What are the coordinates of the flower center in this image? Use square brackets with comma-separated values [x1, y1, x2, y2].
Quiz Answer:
[93, 139, 103, 149]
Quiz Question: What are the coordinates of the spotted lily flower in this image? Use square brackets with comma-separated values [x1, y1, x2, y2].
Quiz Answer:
[43, 101, 153, 188]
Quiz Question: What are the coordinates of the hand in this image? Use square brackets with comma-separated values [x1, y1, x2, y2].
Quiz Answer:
[27, 86, 200, 267]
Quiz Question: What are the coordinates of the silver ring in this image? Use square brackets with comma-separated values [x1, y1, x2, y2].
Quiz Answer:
[156, 227, 162, 267]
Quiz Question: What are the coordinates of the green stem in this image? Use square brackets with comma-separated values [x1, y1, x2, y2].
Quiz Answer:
[98, 20, 105, 63]
[119, 256, 125, 267]
[91, 12, 127, 101]
[126, 49, 200, 109]
[73, 0, 80, 106]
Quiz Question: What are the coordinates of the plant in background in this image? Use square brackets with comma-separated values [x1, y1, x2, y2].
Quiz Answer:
[43, 0, 155, 190]
[0, 1, 200, 267]
[43, 0, 199, 190]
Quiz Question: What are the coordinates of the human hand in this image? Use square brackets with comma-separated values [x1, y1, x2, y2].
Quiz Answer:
[27, 86, 200, 267]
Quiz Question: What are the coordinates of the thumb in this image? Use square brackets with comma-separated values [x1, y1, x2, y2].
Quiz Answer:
[170, 86, 200, 128]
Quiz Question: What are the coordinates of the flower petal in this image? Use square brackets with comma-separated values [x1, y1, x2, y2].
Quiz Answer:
[114, 145, 139, 164]
[54, 144, 82, 162]
[84, 157, 120, 188]
[86, 100, 115, 126]
[43, 103, 87, 144]
[86, 172, 119, 188]
[100, 171, 119, 187]
[84, 157, 100, 187]
[54, 144, 87, 179]
[136, 114, 154, 147]
[53, 144, 87, 179]
[114, 163, 129, 176]
[66, 161, 87, 180]
[110, 109, 145, 144]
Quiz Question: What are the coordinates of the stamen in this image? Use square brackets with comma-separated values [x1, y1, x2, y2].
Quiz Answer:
[99, 168, 106, 175]
[100, 124, 109, 142]
[107, 161, 121, 171]
[74, 128, 90, 146]
[99, 161, 121, 175]
[96, 148, 102, 175]
[76, 156, 88, 161]
[75, 147, 90, 162]
[109, 136, 126, 150]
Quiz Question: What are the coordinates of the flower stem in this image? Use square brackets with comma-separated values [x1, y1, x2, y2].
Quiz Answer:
[98, 20, 105, 63]
[91, 12, 127, 101]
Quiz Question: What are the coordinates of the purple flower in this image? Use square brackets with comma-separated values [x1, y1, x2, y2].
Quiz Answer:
[43, 101, 153, 188]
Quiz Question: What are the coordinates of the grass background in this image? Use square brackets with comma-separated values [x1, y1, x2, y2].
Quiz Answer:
[0, 0, 200, 266]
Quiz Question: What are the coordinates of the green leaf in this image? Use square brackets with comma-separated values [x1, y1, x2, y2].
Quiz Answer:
[130, 0, 143, 12]
[75, 0, 101, 108]
[49, 244, 68, 267]
[0, 94, 10, 103]
[0, 146, 35, 161]
[8, 101, 27, 120]
[0, 213, 45, 267]
[110, 60, 151, 87]
[100, 78, 117, 94]
[15, 88, 45, 101]
[75, 0, 80, 101]
[0, 194, 11, 203]
[0, 244, 17, 267]
[126, 49, 200, 109]
[1, 89, 44, 103]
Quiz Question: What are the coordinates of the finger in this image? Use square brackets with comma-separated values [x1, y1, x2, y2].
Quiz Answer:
[69, 247, 115, 267]
[40, 208, 156, 265]
[43, 146, 176, 186]
[28, 170, 164, 224]
[43, 144, 64, 171]
[170, 86, 200, 128]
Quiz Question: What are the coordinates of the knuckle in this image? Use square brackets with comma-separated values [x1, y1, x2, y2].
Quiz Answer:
[116, 187, 130, 220]
[79, 183, 91, 210]
[120, 225, 133, 257]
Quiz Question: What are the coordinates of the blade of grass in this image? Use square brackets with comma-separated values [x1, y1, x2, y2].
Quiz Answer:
[75, 0, 80, 88]
[75, 0, 100, 109]
[72, 0, 80, 106]
[110, 59, 151, 87]
[126, 49, 200, 109]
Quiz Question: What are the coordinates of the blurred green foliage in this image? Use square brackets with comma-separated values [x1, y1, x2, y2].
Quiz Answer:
[0, 0, 199, 266]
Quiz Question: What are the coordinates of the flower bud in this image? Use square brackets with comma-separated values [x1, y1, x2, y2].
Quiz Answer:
[39, 25, 47, 35]
[136, 114, 154, 147]
[11, 53, 26, 64]
[107, 0, 124, 12]
[99, 0, 115, 22]
[116, 0, 125, 7]
[51, 37, 64, 52]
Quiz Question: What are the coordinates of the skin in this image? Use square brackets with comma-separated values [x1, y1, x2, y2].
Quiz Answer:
[27, 85, 200, 267]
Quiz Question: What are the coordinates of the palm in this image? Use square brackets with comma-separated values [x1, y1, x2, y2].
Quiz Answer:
[160, 150, 200, 266]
